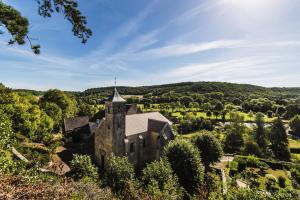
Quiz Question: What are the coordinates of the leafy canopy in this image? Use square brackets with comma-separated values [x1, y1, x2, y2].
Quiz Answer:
[192, 131, 223, 170]
[141, 158, 182, 199]
[70, 154, 99, 182]
[0, 0, 92, 54]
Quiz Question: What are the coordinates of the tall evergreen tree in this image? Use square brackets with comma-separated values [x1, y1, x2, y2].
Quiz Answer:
[164, 139, 204, 196]
[254, 112, 268, 149]
[192, 131, 223, 172]
[269, 118, 291, 161]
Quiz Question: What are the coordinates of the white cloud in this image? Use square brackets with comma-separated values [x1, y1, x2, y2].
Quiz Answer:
[153, 55, 299, 87]
[137, 40, 245, 59]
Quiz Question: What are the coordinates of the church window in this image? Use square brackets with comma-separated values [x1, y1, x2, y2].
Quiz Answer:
[117, 119, 120, 128]
[101, 155, 105, 169]
[108, 124, 110, 130]
[130, 142, 135, 153]
[156, 136, 160, 149]
[143, 139, 146, 148]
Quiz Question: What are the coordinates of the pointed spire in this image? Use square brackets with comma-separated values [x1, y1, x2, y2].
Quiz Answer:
[108, 77, 126, 102]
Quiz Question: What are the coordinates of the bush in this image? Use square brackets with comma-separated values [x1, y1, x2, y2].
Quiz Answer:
[226, 188, 267, 200]
[141, 158, 182, 199]
[243, 141, 261, 157]
[0, 111, 15, 149]
[105, 154, 136, 197]
[233, 156, 269, 172]
[0, 150, 26, 175]
[164, 139, 204, 196]
[71, 181, 115, 200]
[291, 168, 300, 185]
[229, 161, 239, 176]
[290, 148, 300, 154]
[278, 176, 286, 188]
[265, 175, 279, 193]
[70, 154, 99, 182]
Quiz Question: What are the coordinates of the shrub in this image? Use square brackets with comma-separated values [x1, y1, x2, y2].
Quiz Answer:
[233, 156, 268, 172]
[0, 111, 15, 149]
[243, 141, 261, 157]
[226, 188, 267, 200]
[141, 158, 182, 199]
[70, 154, 99, 182]
[0, 150, 25, 175]
[229, 161, 239, 176]
[291, 168, 300, 184]
[164, 139, 204, 196]
[278, 176, 286, 188]
[71, 181, 116, 200]
[265, 174, 279, 193]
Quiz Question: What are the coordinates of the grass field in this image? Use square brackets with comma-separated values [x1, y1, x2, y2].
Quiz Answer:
[289, 138, 300, 149]
[170, 111, 276, 122]
[257, 169, 292, 190]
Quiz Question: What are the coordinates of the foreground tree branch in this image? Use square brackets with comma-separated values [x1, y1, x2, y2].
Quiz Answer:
[0, 0, 92, 54]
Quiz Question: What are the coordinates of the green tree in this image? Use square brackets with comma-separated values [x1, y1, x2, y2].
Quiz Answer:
[41, 89, 78, 117]
[180, 96, 193, 108]
[106, 154, 136, 196]
[254, 112, 268, 149]
[0, 110, 15, 149]
[223, 112, 245, 153]
[214, 101, 224, 112]
[269, 118, 291, 161]
[0, 0, 92, 54]
[243, 141, 261, 157]
[164, 139, 204, 196]
[78, 102, 98, 117]
[192, 131, 223, 172]
[290, 115, 300, 137]
[70, 154, 99, 182]
[0, 83, 14, 104]
[141, 158, 183, 199]
[41, 102, 63, 131]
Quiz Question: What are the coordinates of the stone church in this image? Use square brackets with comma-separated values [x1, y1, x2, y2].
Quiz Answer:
[95, 88, 175, 168]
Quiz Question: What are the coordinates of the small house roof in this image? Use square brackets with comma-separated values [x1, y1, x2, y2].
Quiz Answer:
[63, 116, 89, 132]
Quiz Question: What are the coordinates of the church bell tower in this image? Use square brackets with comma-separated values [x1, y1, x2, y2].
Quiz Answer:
[105, 87, 126, 156]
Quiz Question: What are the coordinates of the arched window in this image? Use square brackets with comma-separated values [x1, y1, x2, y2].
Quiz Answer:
[130, 142, 135, 153]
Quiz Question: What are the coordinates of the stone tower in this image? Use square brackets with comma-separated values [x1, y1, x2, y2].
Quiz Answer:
[95, 88, 126, 168]
[105, 88, 126, 155]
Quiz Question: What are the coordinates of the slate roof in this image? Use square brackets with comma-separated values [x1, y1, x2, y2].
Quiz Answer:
[108, 88, 126, 102]
[148, 119, 169, 133]
[63, 116, 89, 132]
[125, 112, 172, 136]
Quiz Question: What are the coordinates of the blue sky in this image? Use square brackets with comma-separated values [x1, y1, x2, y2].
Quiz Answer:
[1, 0, 300, 91]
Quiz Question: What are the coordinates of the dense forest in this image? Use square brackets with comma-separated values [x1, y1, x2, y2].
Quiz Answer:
[1, 81, 300, 199]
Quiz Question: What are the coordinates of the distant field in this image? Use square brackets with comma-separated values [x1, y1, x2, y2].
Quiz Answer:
[289, 138, 300, 149]
[123, 95, 143, 99]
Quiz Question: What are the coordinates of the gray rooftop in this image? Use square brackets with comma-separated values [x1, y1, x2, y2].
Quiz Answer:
[64, 116, 89, 132]
[125, 112, 172, 136]
[109, 88, 126, 102]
